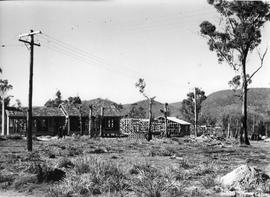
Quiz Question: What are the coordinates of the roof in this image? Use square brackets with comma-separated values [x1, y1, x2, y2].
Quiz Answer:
[6, 99, 123, 118]
[6, 107, 64, 117]
[59, 101, 123, 117]
[167, 117, 191, 125]
[156, 116, 191, 125]
[59, 104, 80, 116]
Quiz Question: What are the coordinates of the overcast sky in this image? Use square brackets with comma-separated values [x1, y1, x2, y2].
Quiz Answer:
[1, 0, 270, 106]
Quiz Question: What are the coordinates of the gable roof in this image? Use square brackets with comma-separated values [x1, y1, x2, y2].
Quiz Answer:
[6, 107, 64, 117]
[167, 117, 191, 125]
[59, 103, 80, 116]
[59, 100, 123, 117]
[156, 116, 191, 125]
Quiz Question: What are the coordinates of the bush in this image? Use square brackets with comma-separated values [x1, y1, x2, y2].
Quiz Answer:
[24, 162, 41, 174]
[178, 159, 194, 169]
[12, 174, 38, 190]
[200, 175, 216, 189]
[91, 147, 108, 154]
[66, 146, 83, 157]
[37, 164, 65, 183]
[262, 180, 270, 194]
[130, 164, 180, 197]
[56, 157, 74, 169]
[147, 147, 176, 157]
[74, 157, 91, 175]
[48, 156, 127, 196]
[7, 134, 23, 140]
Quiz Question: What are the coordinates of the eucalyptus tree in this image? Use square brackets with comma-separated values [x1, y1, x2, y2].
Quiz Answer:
[200, 0, 270, 145]
[135, 78, 156, 141]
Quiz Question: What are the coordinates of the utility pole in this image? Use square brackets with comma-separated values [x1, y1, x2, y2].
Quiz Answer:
[194, 87, 197, 137]
[19, 30, 41, 151]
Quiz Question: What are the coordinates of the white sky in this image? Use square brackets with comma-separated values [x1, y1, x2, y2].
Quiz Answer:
[0, 0, 270, 106]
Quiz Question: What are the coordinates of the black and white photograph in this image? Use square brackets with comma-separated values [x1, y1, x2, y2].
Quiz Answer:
[1, 0, 270, 196]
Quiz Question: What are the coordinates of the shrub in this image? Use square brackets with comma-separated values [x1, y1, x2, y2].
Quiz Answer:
[7, 134, 23, 140]
[91, 147, 108, 154]
[130, 164, 180, 197]
[56, 157, 74, 169]
[12, 174, 38, 190]
[262, 180, 270, 193]
[48, 156, 127, 196]
[24, 162, 41, 174]
[200, 175, 216, 189]
[129, 162, 161, 176]
[147, 147, 176, 157]
[74, 157, 91, 175]
[37, 164, 65, 183]
[194, 162, 215, 176]
[178, 159, 194, 169]
[66, 146, 83, 157]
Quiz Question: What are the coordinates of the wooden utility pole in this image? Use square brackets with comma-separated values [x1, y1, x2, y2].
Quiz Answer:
[194, 87, 197, 137]
[19, 30, 41, 151]
[88, 105, 93, 136]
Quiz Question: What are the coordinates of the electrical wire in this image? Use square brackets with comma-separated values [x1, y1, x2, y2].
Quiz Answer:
[38, 33, 187, 89]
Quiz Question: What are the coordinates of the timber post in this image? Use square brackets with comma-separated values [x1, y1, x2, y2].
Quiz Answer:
[88, 105, 93, 136]
[1, 98, 4, 135]
[79, 105, 83, 135]
[100, 107, 104, 137]
[147, 98, 154, 141]
[164, 103, 169, 137]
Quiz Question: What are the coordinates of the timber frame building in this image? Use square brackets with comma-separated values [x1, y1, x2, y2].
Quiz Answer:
[4, 102, 123, 137]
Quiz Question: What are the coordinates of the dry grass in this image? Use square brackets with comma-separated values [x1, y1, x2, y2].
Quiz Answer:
[0, 136, 270, 196]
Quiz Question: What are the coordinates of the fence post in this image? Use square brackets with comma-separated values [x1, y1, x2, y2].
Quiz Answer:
[100, 107, 104, 137]
[88, 105, 93, 136]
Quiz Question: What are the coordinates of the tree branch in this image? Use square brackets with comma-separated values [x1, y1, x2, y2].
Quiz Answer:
[247, 47, 268, 83]
[209, 36, 238, 70]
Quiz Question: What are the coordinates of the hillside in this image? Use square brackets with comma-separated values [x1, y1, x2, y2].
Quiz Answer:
[122, 100, 183, 119]
[81, 98, 182, 118]
[200, 88, 270, 124]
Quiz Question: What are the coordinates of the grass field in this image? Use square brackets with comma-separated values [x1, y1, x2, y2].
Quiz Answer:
[0, 135, 270, 197]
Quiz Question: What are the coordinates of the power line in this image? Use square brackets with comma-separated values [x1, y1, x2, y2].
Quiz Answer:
[39, 35, 141, 80]
[110, 9, 219, 34]
[38, 33, 187, 89]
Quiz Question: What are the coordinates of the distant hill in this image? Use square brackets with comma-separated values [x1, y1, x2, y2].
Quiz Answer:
[168, 101, 183, 118]
[122, 100, 183, 119]
[200, 88, 270, 124]
[81, 98, 124, 116]
[80, 98, 183, 118]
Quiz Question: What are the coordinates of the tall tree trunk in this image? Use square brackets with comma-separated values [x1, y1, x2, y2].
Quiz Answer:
[241, 60, 250, 145]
